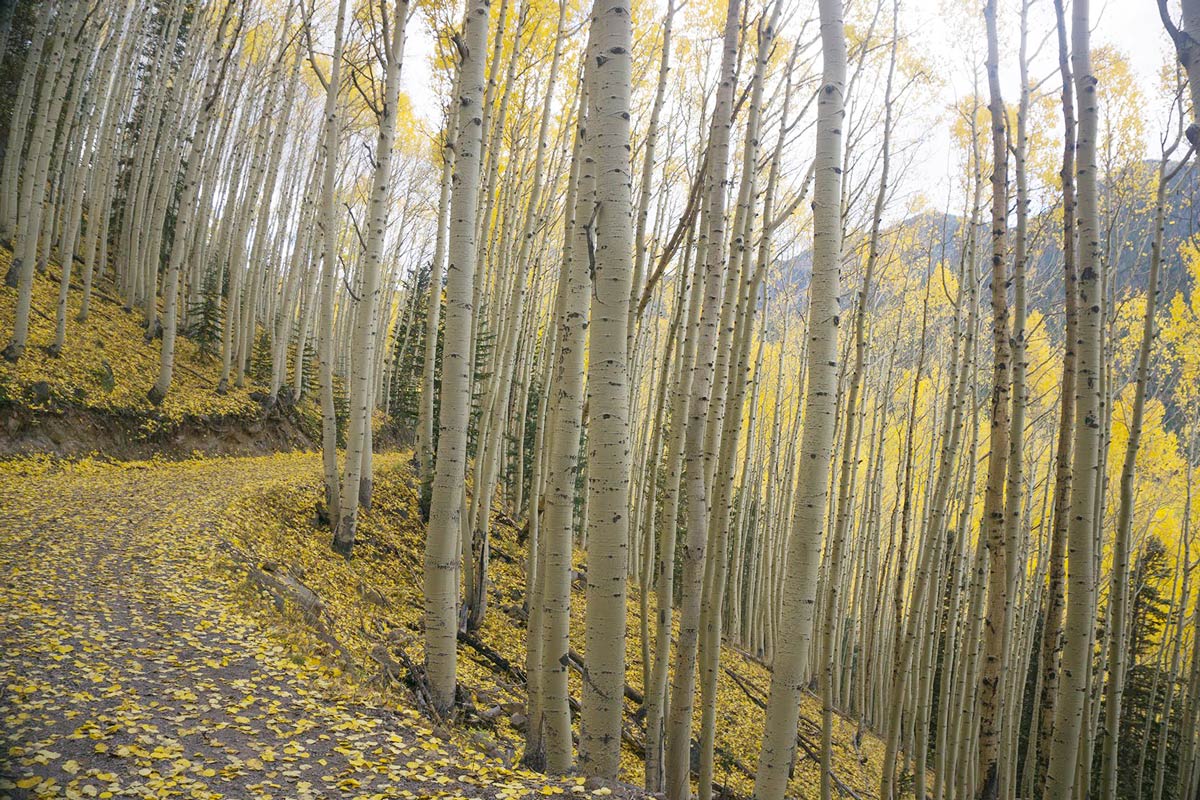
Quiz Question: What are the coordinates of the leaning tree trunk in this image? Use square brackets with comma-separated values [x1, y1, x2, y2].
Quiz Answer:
[751, 0, 845, 797]
[332, 0, 409, 556]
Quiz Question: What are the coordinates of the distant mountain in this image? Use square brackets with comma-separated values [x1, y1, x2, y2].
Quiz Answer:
[773, 160, 1199, 331]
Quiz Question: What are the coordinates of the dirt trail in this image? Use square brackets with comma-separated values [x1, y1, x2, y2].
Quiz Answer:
[0, 456, 577, 800]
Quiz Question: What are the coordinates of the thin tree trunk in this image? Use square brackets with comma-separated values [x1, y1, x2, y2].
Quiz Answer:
[974, 3, 1013, 798]
[424, 0, 492, 713]
[1042, 0, 1101, 794]
[149, 0, 239, 402]
[751, 0, 845, 796]
[331, 0, 409, 554]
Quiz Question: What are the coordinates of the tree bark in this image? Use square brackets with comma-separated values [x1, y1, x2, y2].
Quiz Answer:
[424, 0, 492, 713]
[578, 0, 633, 777]
[751, 0, 844, 797]
[1043, 0, 1102, 795]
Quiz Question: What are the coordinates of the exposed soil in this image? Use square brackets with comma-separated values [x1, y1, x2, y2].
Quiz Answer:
[0, 402, 315, 460]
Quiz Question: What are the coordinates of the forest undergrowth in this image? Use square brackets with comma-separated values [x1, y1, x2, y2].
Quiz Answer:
[216, 452, 891, 798]
[0, 245, 317, 457]
[0, 445, 891, 800]
[0, 453, 623, 800]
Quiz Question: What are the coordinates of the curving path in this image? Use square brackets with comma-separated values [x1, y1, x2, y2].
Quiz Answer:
[0, 455, 585, 800]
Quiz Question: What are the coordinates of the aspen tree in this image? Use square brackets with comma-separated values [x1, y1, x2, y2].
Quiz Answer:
[234, 45, 304, 391]
[239, 46, 308, 389]
[752, 0, 844, 797]
[1043, 0, 1102, 794]
[217, 23, 292, 393]
[1097, 123, 1189, 800]
[459, 1, 534, 629]
[645, 218, 701, 792]
[1151, 538, 1189, 800]
[51, 4, 134, 356]
[576, 0, 633, 773]
[1033, 2, 1078, 789]
[837, 5, 895, 798]
[4, 1, 88, 362]
[999, 18, 1031, 797]
[636, 266, 687, 711]
[307, 0, 349, 527]
[536, 78, 593, 773]
[268, 164, 320, 405]
[149, 0, 240, 403]
[331, 0, 410, 554]
[522, 325, 556, 771]
[78, 57, 136, 323]
[417, 110, 457, 497]
[424, 0, 493, 713]
[462, 0, 565, 632]
[974, 2, 1014, 797]
[1177, 457, 1199, 798]
[933, 223, 980, 800]
[0, 3, 53, 244]
[628, 0, 674, 344]
[122, 0, 189, 322]
[664, 2, 740, 796]
[697, 5, 780, 793]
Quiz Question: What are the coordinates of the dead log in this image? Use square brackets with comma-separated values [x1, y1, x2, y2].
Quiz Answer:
[721, 665, 861, 799]
[247, 561, 325, 625]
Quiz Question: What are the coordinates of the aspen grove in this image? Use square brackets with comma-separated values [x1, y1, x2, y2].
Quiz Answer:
[5, 0, 1200, 798]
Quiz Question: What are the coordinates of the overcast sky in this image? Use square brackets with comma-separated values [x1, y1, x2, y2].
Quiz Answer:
[397, 0, 1178, 219]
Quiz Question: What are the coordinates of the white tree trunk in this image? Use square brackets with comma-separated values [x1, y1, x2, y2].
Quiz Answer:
[424, 0, 492, 713]
[751, 0, 844, 797]
[578, 0, 633, 777]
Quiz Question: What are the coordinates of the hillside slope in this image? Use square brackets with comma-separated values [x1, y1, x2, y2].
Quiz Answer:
[218, 452, 891, 799]
[0, 453, 616, 800]
[1, 251, 891, 798]
[0, 246, 315, 458]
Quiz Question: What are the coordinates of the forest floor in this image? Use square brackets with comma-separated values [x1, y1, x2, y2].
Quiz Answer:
[0, 448, 889, 800]
[0, 246, 888, 799]
[0, 454, 617, 800]
[0, 247, 318, 459]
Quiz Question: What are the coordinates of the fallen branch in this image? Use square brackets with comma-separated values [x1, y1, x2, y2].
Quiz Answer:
[369, 641, 445, 723]
[458, 629, 526, 682]
[565, 647, 644, 705]
[220, 541, 352, 668]
[721, 665, 861, 799]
